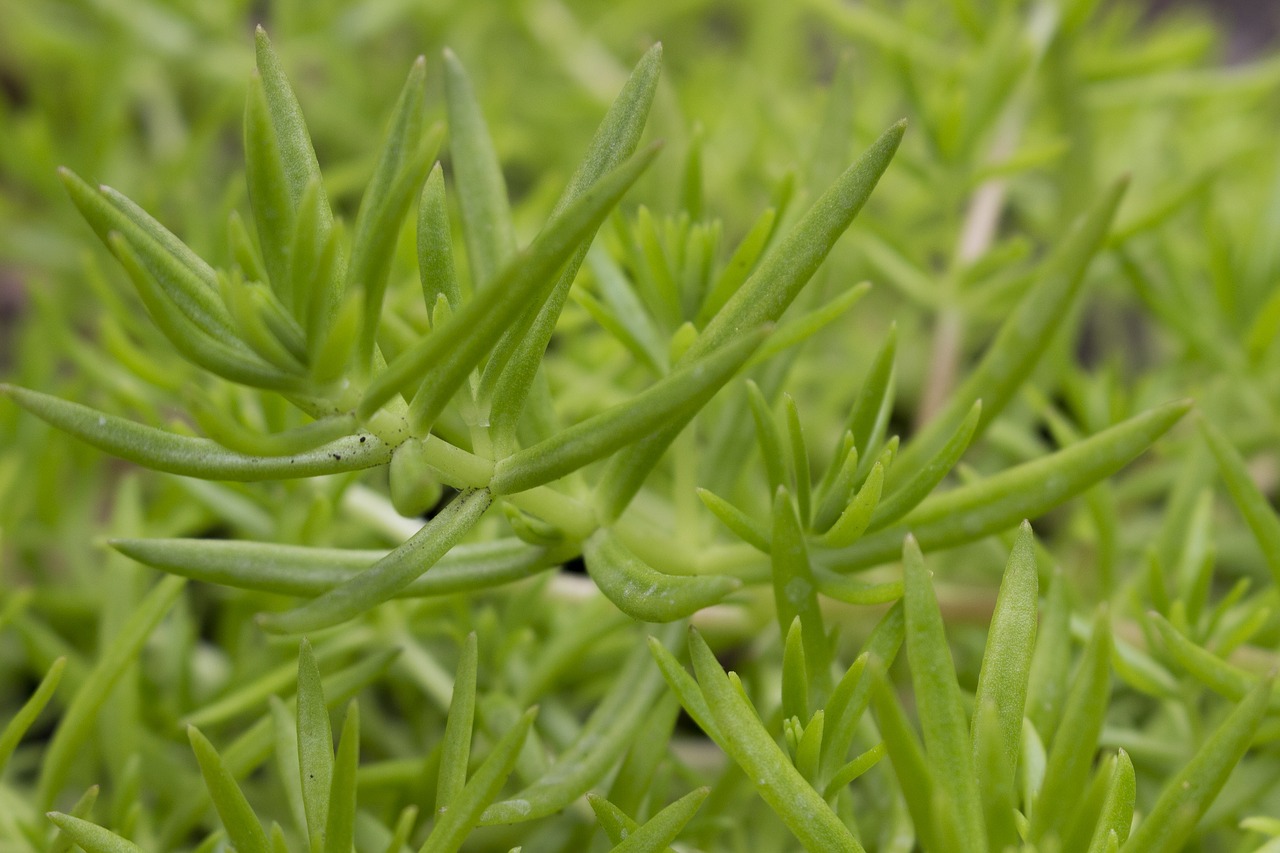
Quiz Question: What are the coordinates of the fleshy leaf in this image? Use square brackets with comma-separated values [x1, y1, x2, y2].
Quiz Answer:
[1, 385, 389, 480]
[583, 528, 740, 622]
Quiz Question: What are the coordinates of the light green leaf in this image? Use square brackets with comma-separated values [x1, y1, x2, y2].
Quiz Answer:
[45, 814, 143, 853]
[748, 381, 789, 494]
[870, 399, 980, 530]
[688, 628, 863, 852]
[771, 488, 830, 695]
[782, 618, 810, 724]
[418, 164, 461, 312]
[583, 528, 740, 622]
[821, 462, 884, 548]
[188, 727, 270, 853]
[647, 637, 724, 747]
[1032, 607, 1112, 841]
[419, 707, 537, 853]
[58, 169, 233, 339]
[1087, 750, 1135, 853]
[869, 663, 940, 852]
[696, 206, 778, 325]
[37, 576, 186, 808]
[442, 48, 517, 290]
[437, 633, 478, 817]
[297, 639, 335, 850]
[826, 400, 1191, 571]
[324, 702, 360, 853]
[971, 522, 1038, 795]
[107, 235, 304, 391]
[596, 120, 905, 521]
[1200, 415, 1280, 586]
[110, 536, 564, 598]
[258, 488, 493, 634]
[481, 44, 663, 454]
[892, 177, 1128, 483]
[902, 536, 986, 852]
[490, 328, 765, 494]
[696, 487, 771, 552]
[0, 657, 65, 775]
[1, 385, 390, 480]
[357, 144, 660, 427]
[608, 787, 709, 853]
[784, 395, 812, 526]
[348, 58, 439, 368]
[481, 625, 679, 824]
[1123, 677, 1272, 852]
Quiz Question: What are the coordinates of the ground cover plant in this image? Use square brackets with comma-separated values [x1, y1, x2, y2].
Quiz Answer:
[2, 0, 1280, 850]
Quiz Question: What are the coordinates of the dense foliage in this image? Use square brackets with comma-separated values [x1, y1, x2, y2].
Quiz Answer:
[2, 0, 1280, 850]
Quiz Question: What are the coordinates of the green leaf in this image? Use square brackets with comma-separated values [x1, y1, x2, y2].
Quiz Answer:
[771, 488, 830, 695]
[696, 488, 771, 552]
[845, 324, 897, 483]
[1, 385, 390, 480]
[1123, 677, 1272, 852]
[974, 698, 1018, 850]
[110, 537, 564, 598]
[58, 169, 233, 339]
[1199, 415, 1280, 586]
[820, 462, 885, 548]
[971, 522, 1038, 799]
[324, 702, 360, 853]
[902, 536, 986, 852]
[245, 70, 300, 294]
[297, 639, 335, 850]
[480, 44, 663, 454]
[258, 488, 493, 634]
[37, 576, 186, 808]
[437, 633, 478, 817]
[254, 27, 328, 218]
[583, 528, 740, 622]
[481, 626, 679, 824]
[595, 120, 905, 520]
[490, 328, 765, 494]
[608, 787, 709, 853]
[106, 235, 304, 390]
[45, 814, 143, 853]
[892, 178, 1127, 482]
[782, 618, 810, 724]
[647, 637, 724, 747]
[357, 143, 660, 427]
[696, 206, 778, 325]
[688, 628, 863, 852]
[748, 381, 789, 494]
[784, 395, 812, 526]
[1086, 750, 1135, 853]
[49, 786, 101, 853]
[418, 163, 462, 311]
[869, 663, 940, 852]
[419, 707, 537, 853]
[442, 48, 517, 290]
[1149, 613, 1279, 710]
[0, 656, 65, 775]
[870, 399, 980, 530]
[348, 58, 439, 368]
[188, 727, 270, 853]
[827, 400, 1191, 570]
[1032, 607, 1112, 841]
[1026, 569, 1070, 742]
